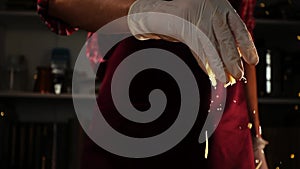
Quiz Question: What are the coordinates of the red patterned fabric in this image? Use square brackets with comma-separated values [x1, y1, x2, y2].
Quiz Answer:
[228, 0, 256, 35]
[240, 0, 256, 36]
[37, 0, 78, 35]
[37, 0, 103, 66]
[86, 32, 106, 70]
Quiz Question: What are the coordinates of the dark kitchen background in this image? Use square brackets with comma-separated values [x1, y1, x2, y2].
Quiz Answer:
[0, 0, 300, 169]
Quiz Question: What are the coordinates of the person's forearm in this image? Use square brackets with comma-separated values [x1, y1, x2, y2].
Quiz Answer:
[48, 0, 136, 32]
[244, 63, 261, 138]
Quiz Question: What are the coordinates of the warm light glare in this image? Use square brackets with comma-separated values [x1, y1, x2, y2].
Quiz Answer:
[298, 92, 300, 97]
[297, 35, 300, 41]
[265, 51, 272, 94]
[259, 3, 266, 8]
[266, 66, 271, 80]
[276, 167, 280, 169]
[290, 153, 295, 159]
[265, 11, 270, 15]
[266, 81, 271, 94]
[0, 112, 4, 117]
[259, 126, 262, 136]
[247, 123, 253, 129]
[266, 52, 271, 64]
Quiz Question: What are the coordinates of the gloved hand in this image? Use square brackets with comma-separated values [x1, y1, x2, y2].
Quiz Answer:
[128, 0, 259, 86]
[253, 137, 269, 169]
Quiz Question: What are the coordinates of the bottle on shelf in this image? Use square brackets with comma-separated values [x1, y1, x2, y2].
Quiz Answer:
[1, 55, 28, 92]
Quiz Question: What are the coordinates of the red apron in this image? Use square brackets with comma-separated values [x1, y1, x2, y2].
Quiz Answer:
[81, 37, 255, 169]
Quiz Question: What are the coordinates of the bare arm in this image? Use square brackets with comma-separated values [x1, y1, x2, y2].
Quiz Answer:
[244, 63, 261, 138]
[48, 0, 136, 32]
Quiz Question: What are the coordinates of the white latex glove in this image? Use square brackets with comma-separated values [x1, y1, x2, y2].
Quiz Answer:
[253, 137, 269, 169]
[128, 0, 259, 86]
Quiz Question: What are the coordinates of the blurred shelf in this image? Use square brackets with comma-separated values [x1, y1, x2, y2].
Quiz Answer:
[256, 18, 300, 25]
[0, 91, 95, 100]
[259, 97, 300, 104]
[0, 10, 48, 29]
[0, 10, 36, 16]
[1, 91, 299, 104]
